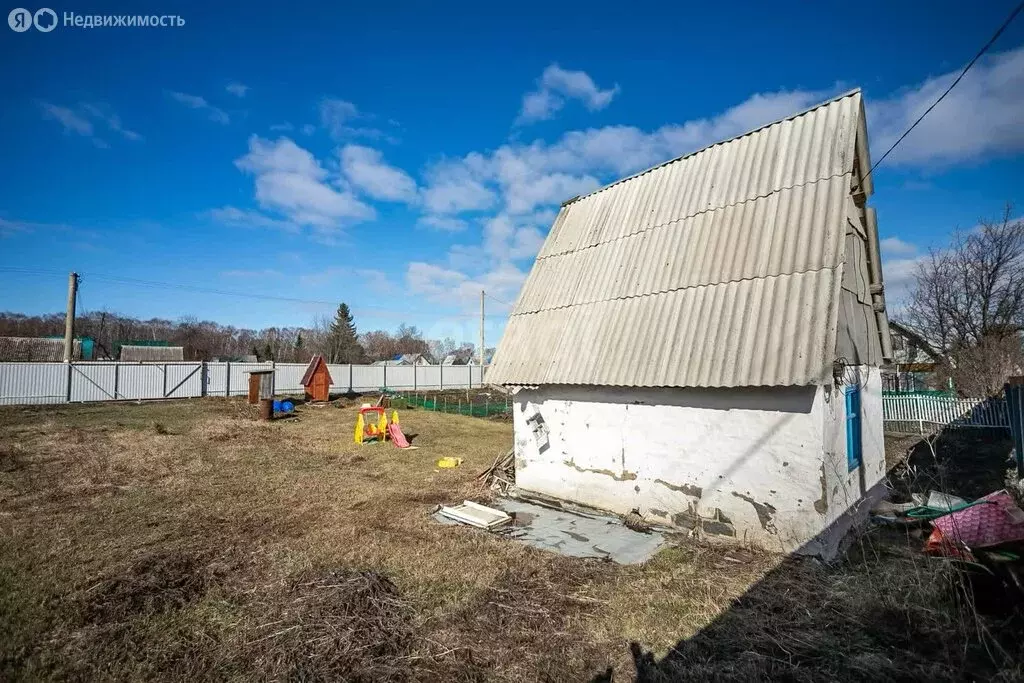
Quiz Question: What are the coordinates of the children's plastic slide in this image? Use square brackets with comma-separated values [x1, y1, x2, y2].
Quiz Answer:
[387, 422, 412, 449]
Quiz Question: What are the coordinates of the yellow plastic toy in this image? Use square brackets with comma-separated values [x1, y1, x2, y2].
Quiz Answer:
[354, 406, 412, 448]
[436, 457, 463, 468]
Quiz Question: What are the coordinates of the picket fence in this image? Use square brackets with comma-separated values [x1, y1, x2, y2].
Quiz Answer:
[882, 394, 1009, 433]
[0, 361, 486, 406]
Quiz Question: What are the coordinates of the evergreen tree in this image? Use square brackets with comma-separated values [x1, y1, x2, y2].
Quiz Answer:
[327, 303, 364, 363]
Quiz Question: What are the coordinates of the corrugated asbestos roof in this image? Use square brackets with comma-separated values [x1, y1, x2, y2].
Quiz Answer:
[0, 337, 81, 361]
[487, 91, 870, 388]
[118, 345, 185, 362]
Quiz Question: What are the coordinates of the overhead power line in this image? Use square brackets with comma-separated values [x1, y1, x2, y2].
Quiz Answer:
[868, 0, 1024, 177]
[484, 292, 514, 307]
[0, 267, 511, 319]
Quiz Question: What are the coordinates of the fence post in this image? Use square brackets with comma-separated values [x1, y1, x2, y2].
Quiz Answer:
[439, 363, 443, 391]
[201, 361, 206, 397]
[65, 362, 73, 402]
[162, 363, 168, 398]
[113, 363, 119, 400]
[383, 364, 387, 391]
[414, 365, 418, 391]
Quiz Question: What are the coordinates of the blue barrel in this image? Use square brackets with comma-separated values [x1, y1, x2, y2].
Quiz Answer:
[282, 400, 294, 413]
[272, 400, 281, 413]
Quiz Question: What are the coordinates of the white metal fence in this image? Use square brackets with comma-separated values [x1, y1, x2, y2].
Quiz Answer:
[0, 361, 487, 406]
[883, 394, 1009, 433]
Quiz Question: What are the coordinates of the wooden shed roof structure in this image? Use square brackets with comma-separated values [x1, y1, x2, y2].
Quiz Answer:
[301, 355, 333, 386]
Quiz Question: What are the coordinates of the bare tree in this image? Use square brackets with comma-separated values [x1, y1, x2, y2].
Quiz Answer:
[897, 204, 1024, 396]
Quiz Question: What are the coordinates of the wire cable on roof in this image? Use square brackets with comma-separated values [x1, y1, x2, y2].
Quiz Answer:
[866, 0, 1024, 179]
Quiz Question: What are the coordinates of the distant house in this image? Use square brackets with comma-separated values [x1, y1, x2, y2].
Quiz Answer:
[0, 336, 83, 362]
[373, 353, 433, 366]
[119, 345, 185, 362]
[488, 91, 893, 559]
[883, 323, 943, 393]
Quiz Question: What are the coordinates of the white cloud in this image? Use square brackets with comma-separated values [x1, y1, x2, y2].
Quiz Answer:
[301, 123, 316, 136]
[320, 98, 358, 126]
[222, 268, 283, 279]
[422, 158, 498, 213]
[868, 46, 1024, 165]
[40, 102, 93, 136]
[417, 215, 469, 232]
[880, 236, 918, 257]
[269, 122, 294, 132]
[226, 82, 249, 97]
[882, 256, 923, 310]
[517, 64, 620, 123]
[339, 145, 417, 203]
[422, 88, 825, 221]
[80, 102, 142, 141]
[406, 261, 527, 310]
[234, 136, 375, 232]
[168, 91, 230, 124]
[298, 266, 347, 288]
[319, 98, 389, 141]
[355, 268, 395, 292]
[40, 101, 141, 146]
[877, 236, 922, 308]
[209, 206, 300, 233]
[236, 136, 325, 178]
[482, 214, 548, 261]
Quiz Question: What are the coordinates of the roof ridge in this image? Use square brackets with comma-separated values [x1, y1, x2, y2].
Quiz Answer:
[563, 88, 862, 206]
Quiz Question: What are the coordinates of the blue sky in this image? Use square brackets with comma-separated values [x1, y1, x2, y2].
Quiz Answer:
[1, 0, 1022, 346]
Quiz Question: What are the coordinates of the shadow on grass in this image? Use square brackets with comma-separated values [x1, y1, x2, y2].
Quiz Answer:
[888, 427, 1015, 501]
[603, 427, 1022, 682]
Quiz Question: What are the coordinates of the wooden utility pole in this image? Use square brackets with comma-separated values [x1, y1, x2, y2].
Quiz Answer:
[479, 290, 485, 367]
[63, 272, 79, 362]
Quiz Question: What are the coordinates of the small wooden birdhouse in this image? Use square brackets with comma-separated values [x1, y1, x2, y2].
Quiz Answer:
[301, 355, 333, 402]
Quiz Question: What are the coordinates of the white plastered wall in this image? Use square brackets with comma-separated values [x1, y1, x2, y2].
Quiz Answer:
[513, 385, 834, 554]
[512, 376, 885, 558]
[819, 366, 887, 550]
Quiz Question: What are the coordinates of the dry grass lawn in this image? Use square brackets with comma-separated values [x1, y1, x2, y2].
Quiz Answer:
[1, 398, 1020, 681]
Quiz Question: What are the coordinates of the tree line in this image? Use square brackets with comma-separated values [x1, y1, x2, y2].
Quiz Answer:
[0, 303, 482, 365]
[895, 203, 1023, 397]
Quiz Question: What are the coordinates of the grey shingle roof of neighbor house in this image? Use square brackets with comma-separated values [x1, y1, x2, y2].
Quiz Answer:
[118, 345, 185, 362]
[488, 90, 888, 389]
[0, 337, 81, 361]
